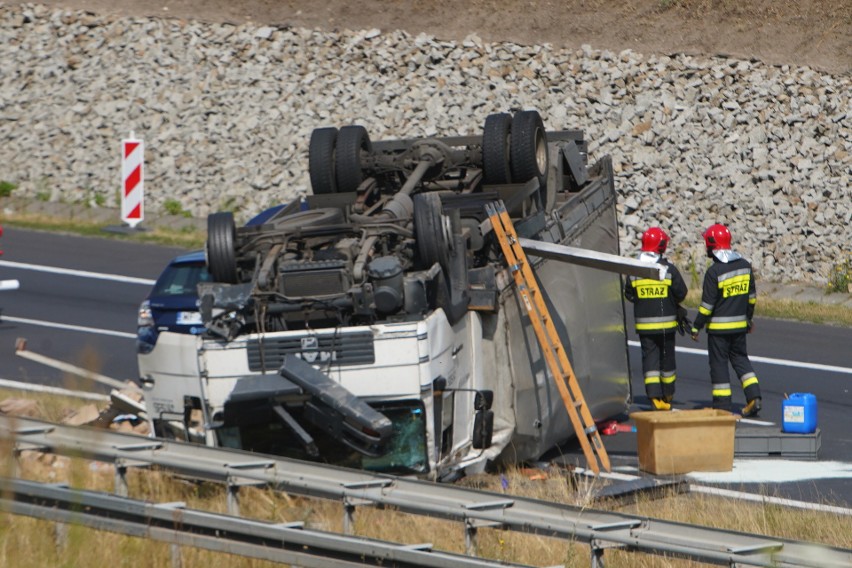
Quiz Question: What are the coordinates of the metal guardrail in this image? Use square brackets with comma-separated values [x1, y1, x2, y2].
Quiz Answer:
[0, 477, 530, 568]
[2, 415, 851, 568]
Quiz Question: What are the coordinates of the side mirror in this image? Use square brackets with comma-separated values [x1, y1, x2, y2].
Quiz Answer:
[474, 390, 494, 410]
[472, 409, 494, 449]
[432, 376, 447, 394]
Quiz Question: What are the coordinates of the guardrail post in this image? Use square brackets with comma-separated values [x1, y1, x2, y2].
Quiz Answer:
[115, 464, 128, 497]
[227, 483, 240, 516]
[343, 499, 356, 535]
[171, 543, 182, 568]
[54, 521, 68, 553]
[464, 519, 478, 556]
[590, 542, 605, 567]
[11, 448, 21, 478]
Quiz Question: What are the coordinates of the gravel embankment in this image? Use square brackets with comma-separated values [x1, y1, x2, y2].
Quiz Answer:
[0, 4, 849, 284]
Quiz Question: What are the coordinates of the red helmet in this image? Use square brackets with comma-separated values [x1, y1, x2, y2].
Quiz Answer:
[641, 227, 669, 253]
[703, 223, 732, 251]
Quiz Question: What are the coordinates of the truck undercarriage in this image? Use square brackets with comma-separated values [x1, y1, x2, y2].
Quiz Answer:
[138, 110, 657, 480]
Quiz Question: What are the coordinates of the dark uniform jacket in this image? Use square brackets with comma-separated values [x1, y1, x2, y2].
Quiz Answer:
[624, 256, 688, 335]
[692, 254, 756, 334]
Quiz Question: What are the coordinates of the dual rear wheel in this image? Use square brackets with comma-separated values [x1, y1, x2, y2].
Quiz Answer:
[482, 110, 550, 210]
[309, 125, 372, 195]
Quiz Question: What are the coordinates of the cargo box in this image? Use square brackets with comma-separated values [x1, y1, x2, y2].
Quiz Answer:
[632, 409, 737, 475]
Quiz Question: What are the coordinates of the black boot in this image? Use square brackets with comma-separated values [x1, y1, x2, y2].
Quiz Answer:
[742, 397, 762, 418]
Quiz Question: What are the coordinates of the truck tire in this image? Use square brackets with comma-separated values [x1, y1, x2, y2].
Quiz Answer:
[207, 211, 238, 283]
[336, 125, 372, 193]
[510, 110, 548, 190]
[414, 192, 449, 272]
[309, 127, 338, 195]
[482, 112, 513, 185]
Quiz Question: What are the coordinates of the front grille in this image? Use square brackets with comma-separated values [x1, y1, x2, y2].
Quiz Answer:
[280, 260, 350, 297]
[246, 331, 375, 372]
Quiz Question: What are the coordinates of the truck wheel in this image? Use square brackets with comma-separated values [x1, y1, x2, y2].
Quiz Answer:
[336, 125, 372, 193]
[207, 211, 238, 283]
[510, 110, 549, 200]
[309, 127, 338, 195]
[414, 192, 450, 272]
[482, 112, 513, 185]
[270, 207, 345, 231]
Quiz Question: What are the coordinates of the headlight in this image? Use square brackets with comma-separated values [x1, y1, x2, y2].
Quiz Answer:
[137, 299, 153, 327]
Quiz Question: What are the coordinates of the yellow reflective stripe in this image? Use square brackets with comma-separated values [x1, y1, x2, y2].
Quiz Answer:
[636, 321, 678, 331]
[718, 273, 750, 287]
[644, 376, 661, 384]
[712, 388, 732, 397]
[661, 375, 676, 384]
[749, 298, 756, 305]
[708, 321, 748, 330]
[632, 278, 672, 287]
[699, 306, 712, 315]
[742, 376, 759, 388]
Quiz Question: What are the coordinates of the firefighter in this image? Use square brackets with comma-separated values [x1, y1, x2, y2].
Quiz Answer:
[624, 227, 688, 411]
[690, 223, 762, 417]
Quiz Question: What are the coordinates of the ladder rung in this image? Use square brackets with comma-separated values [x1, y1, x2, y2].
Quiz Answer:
[487, 199, 610, 474]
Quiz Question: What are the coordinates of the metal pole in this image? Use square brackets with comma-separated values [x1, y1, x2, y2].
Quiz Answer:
[114, 464, 128, 497]
[171, 543, 182, 568]
[228, 483, 240, 517]
[465, 520, 477, 556]
[343, 500, 356, 535]
[590, 542, 605, 568]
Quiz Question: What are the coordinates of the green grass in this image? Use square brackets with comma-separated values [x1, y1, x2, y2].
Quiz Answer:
[163, 198, 193, 218]
[0, 213, 205, 249]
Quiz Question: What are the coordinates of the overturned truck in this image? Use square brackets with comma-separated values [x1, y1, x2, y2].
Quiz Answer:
[138, 110, 660, 480]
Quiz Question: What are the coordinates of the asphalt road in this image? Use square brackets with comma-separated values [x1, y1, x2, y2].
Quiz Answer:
[0, 227, 187, 387]
[1, 226, 851, 507]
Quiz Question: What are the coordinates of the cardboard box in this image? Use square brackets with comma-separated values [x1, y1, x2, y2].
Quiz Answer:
[632, 409, 737, 475]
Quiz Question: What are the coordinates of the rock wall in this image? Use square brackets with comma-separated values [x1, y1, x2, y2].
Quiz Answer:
[0, 4, 849, 284]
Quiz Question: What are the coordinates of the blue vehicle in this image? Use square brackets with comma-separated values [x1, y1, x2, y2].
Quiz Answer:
[136, 250, 211, 354]
[136, 204, 297, 353]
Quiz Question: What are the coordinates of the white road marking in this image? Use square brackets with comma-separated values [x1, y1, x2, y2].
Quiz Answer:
[0, 377, 110, 402]
[688, 460, 852, 483]
[577, 465, 852, 516]
[628, 340, 852, 375]
[0, 259, 156, 285]
[1, 315, 136, 339]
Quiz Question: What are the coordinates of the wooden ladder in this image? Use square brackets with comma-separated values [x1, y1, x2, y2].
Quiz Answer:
[485, 201, 611, 475]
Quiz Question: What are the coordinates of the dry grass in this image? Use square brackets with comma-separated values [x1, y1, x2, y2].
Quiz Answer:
[682, 289, 852, 327]
[0, 424, 849, 568]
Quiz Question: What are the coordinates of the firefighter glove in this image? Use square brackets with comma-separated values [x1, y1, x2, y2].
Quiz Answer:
[747, 319, 755, 334]
[676, 306, 692, 336]
[690, 327, 699, 342]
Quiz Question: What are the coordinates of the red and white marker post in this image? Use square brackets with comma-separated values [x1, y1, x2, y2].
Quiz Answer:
[121, 132, 144, 228]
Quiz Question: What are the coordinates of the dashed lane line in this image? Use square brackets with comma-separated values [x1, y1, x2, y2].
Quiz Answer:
[1, 315, 136, 339]
[0, 260, 156, 286]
